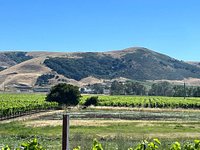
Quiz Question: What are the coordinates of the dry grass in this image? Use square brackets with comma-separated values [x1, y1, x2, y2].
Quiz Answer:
[79, 76, 103, 86]
[24, 119, 112, 127]
[90, 106, 200, 112]
[149, 77, 200, 86]
[0, 57, 51, 89]
[23, 118, 200, 128]
[140, 132, 200, 139]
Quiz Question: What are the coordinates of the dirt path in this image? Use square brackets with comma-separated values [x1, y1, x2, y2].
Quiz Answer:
[0, 110, 65, 124]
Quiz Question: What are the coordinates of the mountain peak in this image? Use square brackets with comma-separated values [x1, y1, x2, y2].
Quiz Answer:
[107, 47, 147, 53]
[105, 47, 155, 58]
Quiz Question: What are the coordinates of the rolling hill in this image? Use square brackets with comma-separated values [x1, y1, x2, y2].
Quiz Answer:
[0, 47, 200, 90]
[44, 47, 200, 80]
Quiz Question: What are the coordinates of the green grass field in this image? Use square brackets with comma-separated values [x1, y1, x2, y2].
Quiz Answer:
[1, 108, 200, 149]
[0, 93, 200, 149]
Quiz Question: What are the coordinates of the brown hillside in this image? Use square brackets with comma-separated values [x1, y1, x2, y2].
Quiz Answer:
[1, 47, 200, 90]
[0, 57, 51, 90]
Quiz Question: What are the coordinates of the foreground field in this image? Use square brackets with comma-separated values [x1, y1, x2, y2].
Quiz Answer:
[0, 94, 200, 149]
[0, 108, 200, 149]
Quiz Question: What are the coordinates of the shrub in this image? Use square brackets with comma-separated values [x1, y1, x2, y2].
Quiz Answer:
[83, 96, 98, 107]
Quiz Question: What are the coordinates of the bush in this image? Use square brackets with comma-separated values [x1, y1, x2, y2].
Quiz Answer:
[83, 96, 98, 107]
[46, 83, 81, 106]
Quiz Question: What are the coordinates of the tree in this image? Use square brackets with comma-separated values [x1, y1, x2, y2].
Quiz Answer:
[173, 85, 184, 97]
[193, 87, 200, 97]
[125, 81, 146, 95]
[110, 81, 125, 95]
[90, 83, 104, 94]
[46, 83, 81, 106]
[149, 81, 174, 96]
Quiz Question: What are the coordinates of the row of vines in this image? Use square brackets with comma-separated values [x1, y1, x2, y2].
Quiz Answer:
[1, 94, 200, 120]
[81, 95, 200, 109]
[0, 94, 58, 120]
[1, 138, 200, 150]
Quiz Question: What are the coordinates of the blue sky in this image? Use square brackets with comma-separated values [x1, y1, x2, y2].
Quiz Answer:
[0, 0, 200, 61]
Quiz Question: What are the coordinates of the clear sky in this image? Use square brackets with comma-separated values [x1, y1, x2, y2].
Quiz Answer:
[0, 0, 200, 61]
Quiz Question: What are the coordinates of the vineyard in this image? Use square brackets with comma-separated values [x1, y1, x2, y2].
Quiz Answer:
[1, 94, 200, 120]
[80, 95, 200, 109]
[0, 94, 200, 149]
[0, 93, 58, 120]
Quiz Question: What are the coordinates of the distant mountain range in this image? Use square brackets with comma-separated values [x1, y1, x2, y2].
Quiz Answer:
[0, 47, 200, 90]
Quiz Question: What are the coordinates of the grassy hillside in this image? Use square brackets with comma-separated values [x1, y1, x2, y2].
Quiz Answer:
[1, 47, 200, 88]
[44, 48, 200, 81]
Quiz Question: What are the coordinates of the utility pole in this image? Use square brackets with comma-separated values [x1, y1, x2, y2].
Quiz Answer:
[184, 82, 186, 99]
[3, 82, 5, 92]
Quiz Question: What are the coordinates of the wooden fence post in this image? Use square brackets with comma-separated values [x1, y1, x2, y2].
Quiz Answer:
[62, 114, 70, 150]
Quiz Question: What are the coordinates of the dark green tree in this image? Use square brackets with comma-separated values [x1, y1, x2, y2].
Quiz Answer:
[149, 81, 174, 96]
[46, 83, 81, 106]
[125, 81, 146, 95]
[110, 81, 125, 95]
[193, 87, 200, 97]
[173, 85, 185, 97]
[90, 83, 104, 94]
